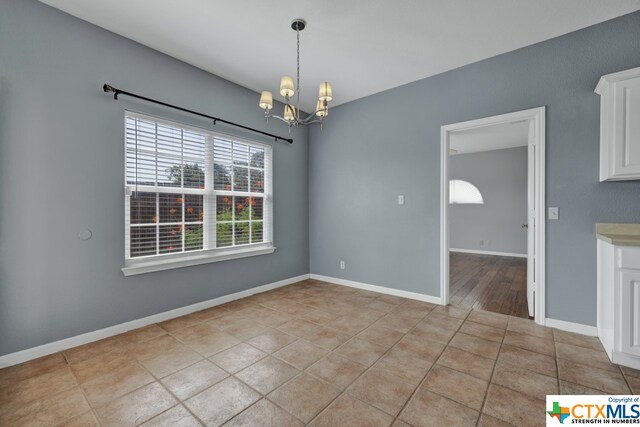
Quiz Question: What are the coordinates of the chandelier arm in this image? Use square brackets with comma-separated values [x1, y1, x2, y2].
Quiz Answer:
[266, 114, 295, 125]
[266, 111, 320, 126]
[301, 118, 323, 125]
[300, 111, 320, 123]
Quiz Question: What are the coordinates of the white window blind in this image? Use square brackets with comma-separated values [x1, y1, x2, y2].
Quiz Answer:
[124, 112, 273, 263]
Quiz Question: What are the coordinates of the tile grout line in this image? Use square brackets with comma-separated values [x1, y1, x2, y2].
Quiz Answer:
[78, 354, 152, 425]
[119, 337, 209, 427]
[224, 290, 359, 425]
[474, 314, 511, 427]
[55, 349, 104, 426]
[399, 309, 484, 423]
[275, 297, 441, 425]
[150, 287, 341, 425]
[6, 280, 632, 427]
[221, 303, 383, 424]
[229, 358, 303, 419]
[552, 329, 633, 395]
[388, 306, 472, 426]
[133, 322, 309, 425]
[110, 334, 200, 425]
[52, 359, 101, 427]
[81, 329, 222, 425]
[312, 333, 411, 421]
[554, 330, 562, 398]
[619, 367, 634, 393]
[304, 305, 435, 425]
[65, 335, 163, 426]
[3, 291, 422, 427]
[278, 297, 424, 424]
[415, 319, 502, 381]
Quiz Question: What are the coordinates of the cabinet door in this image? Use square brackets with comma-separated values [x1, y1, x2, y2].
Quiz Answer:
[612, 78, 640, 178]
[619, 270, 640, 357]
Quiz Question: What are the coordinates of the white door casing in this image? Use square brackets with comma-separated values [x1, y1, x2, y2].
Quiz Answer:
[440, 107, 546, 324]
[527, 121, 536, 317]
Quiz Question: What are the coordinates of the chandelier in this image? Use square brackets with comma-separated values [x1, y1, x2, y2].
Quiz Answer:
[258, 18, 333, 128]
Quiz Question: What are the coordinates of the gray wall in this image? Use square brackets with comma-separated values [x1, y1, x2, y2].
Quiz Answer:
[450, 147, 528, 255]
[0, 0, 309, 356]
[309, 11, 640, 326]
[2, 2, 640, 356]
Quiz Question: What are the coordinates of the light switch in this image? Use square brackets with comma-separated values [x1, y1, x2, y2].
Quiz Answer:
[398, 195, 405, 205]
[548, 207, 559, 220]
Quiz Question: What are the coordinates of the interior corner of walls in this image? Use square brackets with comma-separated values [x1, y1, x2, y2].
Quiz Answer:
[1, 0, 312, 362]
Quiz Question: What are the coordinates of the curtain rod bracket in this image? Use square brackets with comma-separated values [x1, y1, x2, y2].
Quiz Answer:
[101, 83, 293, 144]
[103, 84, 120, 100]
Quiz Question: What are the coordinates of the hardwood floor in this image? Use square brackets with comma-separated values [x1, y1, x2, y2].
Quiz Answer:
[449, 252, 530, 319]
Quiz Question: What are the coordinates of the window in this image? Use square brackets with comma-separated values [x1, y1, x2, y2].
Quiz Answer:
[449, 180, 484, 204]
[123, 112, 273, 275]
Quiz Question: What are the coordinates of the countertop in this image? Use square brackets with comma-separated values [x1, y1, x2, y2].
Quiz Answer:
[596, 223, 640, 247]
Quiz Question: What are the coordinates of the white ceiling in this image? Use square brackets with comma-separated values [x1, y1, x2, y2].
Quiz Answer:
[450, 121, 529, 154]
[40, 0, 640, 112]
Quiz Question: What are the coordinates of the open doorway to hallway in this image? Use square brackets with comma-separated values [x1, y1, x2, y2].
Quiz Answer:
[449, 129, 529, 318]
[440, 107, 546, 324]
[450, 251, 528, 318]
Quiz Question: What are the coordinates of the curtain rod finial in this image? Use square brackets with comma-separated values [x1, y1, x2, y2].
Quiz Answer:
[103, 84, 115, 93]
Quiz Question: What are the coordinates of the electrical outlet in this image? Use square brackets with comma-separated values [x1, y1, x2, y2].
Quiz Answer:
[479, 240, 485, 247]
[340, 260, 345, 270]
[398, 195, 405, 205]
[485, 239, 490, 247]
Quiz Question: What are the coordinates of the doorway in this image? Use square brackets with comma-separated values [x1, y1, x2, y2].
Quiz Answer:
[440, 107, 546, 324]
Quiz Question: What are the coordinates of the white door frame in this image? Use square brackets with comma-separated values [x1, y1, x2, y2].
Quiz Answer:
[439, 107, 546, 325]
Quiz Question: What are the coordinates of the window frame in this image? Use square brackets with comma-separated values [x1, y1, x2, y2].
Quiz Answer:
[122, 111, 275, 276]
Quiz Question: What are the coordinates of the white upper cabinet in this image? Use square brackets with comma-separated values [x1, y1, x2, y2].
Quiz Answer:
[596, 67, 640, 181]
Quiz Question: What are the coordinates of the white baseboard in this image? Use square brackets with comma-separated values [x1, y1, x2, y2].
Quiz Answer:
[545, 318, 598, 336]
[0, 274, 310, 369]
[450, 248, 527, 258]
[310, 274, 442, 305]
[612, 351, 640, 370]
[311, 276, 599, 338]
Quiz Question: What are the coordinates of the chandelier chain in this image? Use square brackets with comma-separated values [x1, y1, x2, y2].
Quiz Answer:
[296, 26, 300, 120]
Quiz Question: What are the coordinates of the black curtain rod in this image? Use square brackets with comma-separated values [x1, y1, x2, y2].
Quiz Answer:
[102, 84, 293, 144]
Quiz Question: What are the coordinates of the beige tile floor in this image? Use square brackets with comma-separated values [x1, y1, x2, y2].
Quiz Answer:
[1, 279, 638, 426]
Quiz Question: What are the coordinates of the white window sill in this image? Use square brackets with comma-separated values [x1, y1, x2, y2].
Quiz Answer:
[122, 246, 276, 276]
